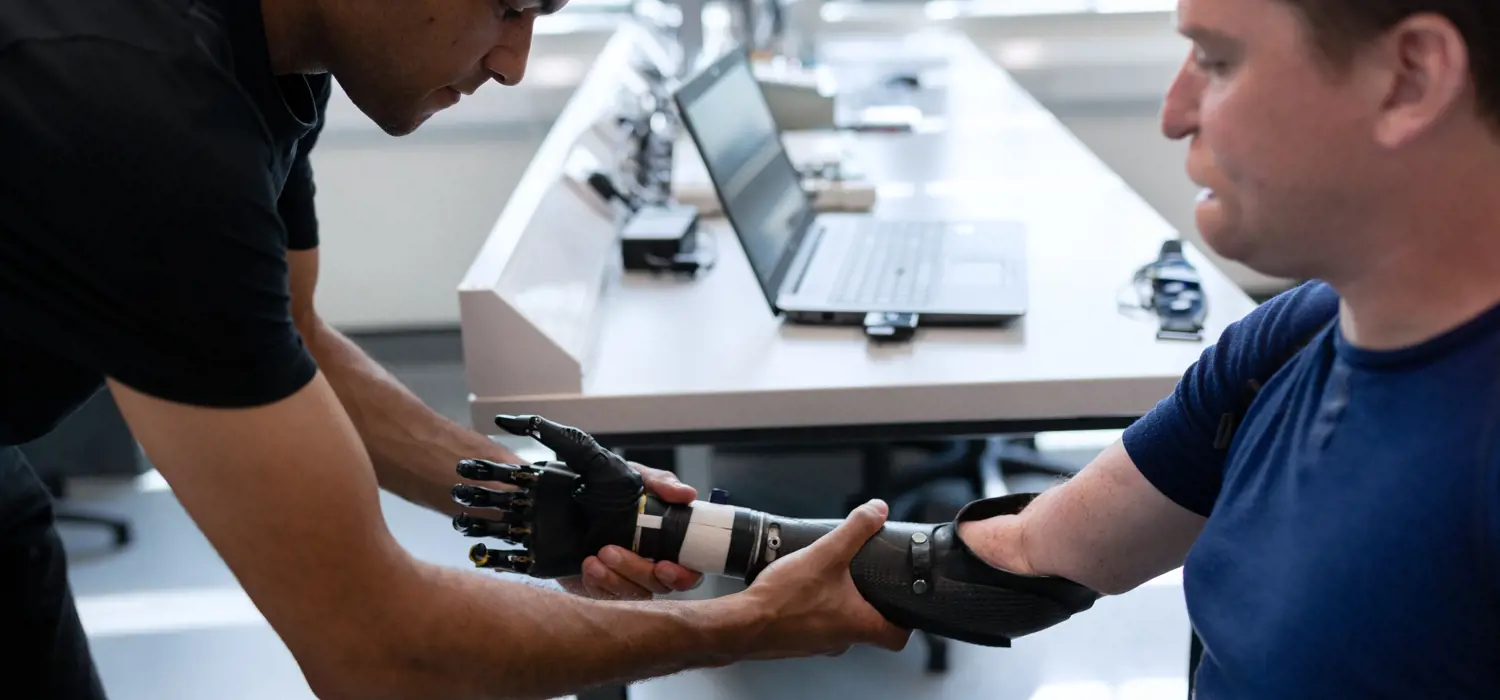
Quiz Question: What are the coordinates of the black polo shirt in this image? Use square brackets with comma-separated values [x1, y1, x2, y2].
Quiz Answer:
[0, 0, 328, 448]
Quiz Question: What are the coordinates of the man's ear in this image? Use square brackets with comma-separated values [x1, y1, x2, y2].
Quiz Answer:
[1369, 13, 1472, 149]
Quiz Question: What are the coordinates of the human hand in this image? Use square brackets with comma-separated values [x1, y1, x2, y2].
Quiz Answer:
[562, 462, 705, 599]
[736, 499, 912, 658]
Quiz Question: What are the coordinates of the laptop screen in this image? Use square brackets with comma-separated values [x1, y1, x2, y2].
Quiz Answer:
[673, 49, 814, 306]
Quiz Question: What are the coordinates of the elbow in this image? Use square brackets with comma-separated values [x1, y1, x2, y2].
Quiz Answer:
[293, 626, 413, 700]
[296, 625, 437, 700]
[284, 566, 444, 700]
[1089, 579, 1134, 597]
[1079, 566, 1173, 597]
[302, 665, 372, 700]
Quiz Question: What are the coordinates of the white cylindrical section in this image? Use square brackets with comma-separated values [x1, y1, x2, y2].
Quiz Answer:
[679, 524, 732, 574]
[676, 502, 737, 574]
[687, 501, 736, 528]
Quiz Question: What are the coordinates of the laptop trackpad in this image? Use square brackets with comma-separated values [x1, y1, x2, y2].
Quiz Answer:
[946, 261, 1008, 288]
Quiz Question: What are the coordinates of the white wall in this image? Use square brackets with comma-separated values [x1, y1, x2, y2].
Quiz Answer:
[307, 26, 619, 331]
[957, 10, 1291, 295]
[307, 133, 544, 330]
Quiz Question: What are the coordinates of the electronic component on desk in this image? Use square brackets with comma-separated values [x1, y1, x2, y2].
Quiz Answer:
[619, 203, 716, 275]
[1121, 239, 1207, 341]
[864, 311, 920, 343]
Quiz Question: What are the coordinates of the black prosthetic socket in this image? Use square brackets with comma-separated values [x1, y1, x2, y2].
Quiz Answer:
[741, 493, 1100, 646]
[452, 414, 1101, 647]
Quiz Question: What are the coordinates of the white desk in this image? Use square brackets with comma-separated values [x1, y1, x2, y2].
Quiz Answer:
[459, 25, 1257, 448]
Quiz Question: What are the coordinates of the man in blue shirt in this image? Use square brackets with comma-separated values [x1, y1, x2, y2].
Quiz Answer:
[958, 0, 1500, 696]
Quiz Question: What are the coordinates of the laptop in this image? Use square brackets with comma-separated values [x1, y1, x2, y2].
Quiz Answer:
[671, 47, 1028, 325]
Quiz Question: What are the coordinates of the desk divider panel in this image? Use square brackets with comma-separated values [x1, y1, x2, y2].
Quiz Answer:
[458, 23, 679, 406]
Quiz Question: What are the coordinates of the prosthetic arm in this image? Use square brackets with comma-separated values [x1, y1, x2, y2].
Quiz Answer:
[451, 414, 1100, 648]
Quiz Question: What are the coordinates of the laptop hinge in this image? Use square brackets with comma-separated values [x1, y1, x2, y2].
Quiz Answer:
[782, 220, 826, 298]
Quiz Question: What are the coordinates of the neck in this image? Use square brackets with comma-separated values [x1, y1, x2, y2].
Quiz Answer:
[260, 0, 327, 74]
[1331, 149, 1500, 351]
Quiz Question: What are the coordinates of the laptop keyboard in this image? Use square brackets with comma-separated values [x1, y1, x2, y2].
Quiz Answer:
[830, 222, 945, 306]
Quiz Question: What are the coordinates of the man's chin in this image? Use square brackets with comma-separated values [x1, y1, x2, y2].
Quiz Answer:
[353, 98, 435, 137]
[372, 111, 431, 137]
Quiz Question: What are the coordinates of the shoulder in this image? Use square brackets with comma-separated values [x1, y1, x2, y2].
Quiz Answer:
[1216, 280, 1341, 383]
[1163, 280, 1340, 424]
[1, 0, 235, 66]
[2, 39, 275, 204]
[1120, 281, 1339, 516]
[1, 0, 265, 148]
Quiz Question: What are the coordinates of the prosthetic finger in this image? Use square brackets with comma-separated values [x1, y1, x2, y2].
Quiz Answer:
[495, 415, 643, 513]
[455, 458, 541, 487]
[451, 484, 531, 512]
[469, 543, 534, 575]
[452, 513, 529, 540]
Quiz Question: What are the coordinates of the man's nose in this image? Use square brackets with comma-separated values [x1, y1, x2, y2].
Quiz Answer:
[486, 11, 537, 86]
[1161, 53, 1200, 141]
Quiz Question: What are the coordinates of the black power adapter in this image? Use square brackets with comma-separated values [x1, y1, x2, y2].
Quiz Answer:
[589, 170, 714, 275]
[621, 203, 711, 273]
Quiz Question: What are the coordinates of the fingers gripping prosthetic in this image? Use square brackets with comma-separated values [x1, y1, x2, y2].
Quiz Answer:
[453, 415, 1101, 648]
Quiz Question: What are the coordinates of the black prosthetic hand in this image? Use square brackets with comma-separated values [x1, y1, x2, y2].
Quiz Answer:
[452, 414, 645, 577]
[453, 414, 1101, 647]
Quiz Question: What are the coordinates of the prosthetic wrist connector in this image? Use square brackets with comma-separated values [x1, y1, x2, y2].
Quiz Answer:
[452, 414, 1101, 648]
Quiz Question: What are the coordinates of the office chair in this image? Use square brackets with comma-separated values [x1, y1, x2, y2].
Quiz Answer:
[36, 467, 132, 547]
[21, 390, 140, 549]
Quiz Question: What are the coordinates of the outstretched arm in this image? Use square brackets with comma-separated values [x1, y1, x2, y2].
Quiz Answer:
[959, 442, 1208, 595]
[110, 375, 904, 700]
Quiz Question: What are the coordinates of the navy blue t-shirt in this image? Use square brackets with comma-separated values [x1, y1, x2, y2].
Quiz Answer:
[1124, 281, 1500, 698]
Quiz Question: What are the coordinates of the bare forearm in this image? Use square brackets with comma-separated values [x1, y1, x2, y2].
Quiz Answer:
[341, 558, 751, 700]
[302, 318, 514, 515]
[960, 441, 1205, 595]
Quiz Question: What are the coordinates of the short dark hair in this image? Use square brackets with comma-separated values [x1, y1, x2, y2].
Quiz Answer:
[1279, 1, 1500, 126]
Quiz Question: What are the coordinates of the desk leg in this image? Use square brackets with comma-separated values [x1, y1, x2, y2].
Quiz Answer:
[977, 437, 1012, 498]
[672, 445, 715, 494]
[578, 686, 630, 700]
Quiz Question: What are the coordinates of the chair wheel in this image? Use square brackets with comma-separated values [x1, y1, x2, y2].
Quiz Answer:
[923, 631, 950, 674]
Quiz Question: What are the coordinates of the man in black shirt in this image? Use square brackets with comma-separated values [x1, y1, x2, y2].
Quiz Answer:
[0, 0, 909, 697]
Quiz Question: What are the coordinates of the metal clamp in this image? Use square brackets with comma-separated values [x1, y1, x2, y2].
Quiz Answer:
[910, 531, 933, 594]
